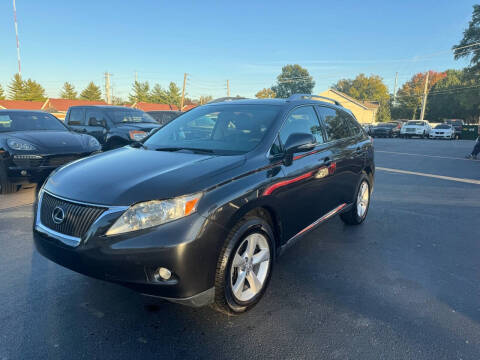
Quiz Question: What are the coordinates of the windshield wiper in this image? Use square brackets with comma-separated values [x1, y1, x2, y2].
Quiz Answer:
[154, 147, 215, 154]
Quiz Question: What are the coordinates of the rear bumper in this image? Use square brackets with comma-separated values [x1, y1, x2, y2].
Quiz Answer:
[33, 197, 228, 305]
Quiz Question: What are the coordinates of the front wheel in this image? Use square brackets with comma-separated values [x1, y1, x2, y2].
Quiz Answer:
[212, 216, 274, 315]
[340, 177, 370, 225]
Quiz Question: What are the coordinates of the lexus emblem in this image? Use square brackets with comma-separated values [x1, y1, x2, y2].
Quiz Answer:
[52, 206, 65, 224]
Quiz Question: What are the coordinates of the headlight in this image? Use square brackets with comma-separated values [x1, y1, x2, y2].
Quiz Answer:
[7, 138, 37, 151]
[129, 130, 147, 141]
[88, 137, 100, 148]
[106, 192, 202, 236]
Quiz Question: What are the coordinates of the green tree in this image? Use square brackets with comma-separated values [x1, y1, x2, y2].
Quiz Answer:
[453, 5, 480, 72]
[80, 82, 102, 101]
[333, 74, 391, 122]
[8, 73, 26, 100]
[0, 84, 5, 100]
[255, 88, 276, 99]
[426, 69, 480, 123]
[165, 82, 182, 107]
[149, 84, 168, 103]
[271, 64, 315, 98]
[23, 79, 46, 101]
[60, 82, 77, 99]
[129, 81, 150, 103]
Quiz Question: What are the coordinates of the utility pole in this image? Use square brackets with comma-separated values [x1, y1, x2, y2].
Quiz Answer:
[227, 80, 230, 97]
[419, 71, 429, 121]
[393, 72, 398, 105]
[181, 73, 187, 111]
[12, 0, 21, 75]
[104, 72, 112, 104]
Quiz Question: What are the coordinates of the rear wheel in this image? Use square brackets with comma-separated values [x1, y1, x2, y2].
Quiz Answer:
[340, 177, 370, 225]
[212, 215, 274, 315]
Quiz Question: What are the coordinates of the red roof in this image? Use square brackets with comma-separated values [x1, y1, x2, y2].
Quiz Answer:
[0, 100, 46, 110]
[182, 104, 197, 111]
[45, 98, 108, 112]
[132, 102, 179, 111]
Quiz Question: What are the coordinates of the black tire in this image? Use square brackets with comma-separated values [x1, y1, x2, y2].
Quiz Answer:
[212, 215, 275, 315]
[340, 175, 371, 225]
[0, 166, 18, 195]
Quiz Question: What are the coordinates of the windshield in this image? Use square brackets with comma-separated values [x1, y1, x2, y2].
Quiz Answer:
[435, 124, 451, 129]
[407, 121, 425, 126]
[0, 112, 67, 132]
[110, 109, 157, 124]
[446, 120, 463, 126]
[144, 104, 281, 155]
[379, 123, 397, 128]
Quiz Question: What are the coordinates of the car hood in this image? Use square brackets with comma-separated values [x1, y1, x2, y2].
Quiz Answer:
[114, 123, 161, 131]
[44, 147, 246, 206]
[4, 130, 91, 153]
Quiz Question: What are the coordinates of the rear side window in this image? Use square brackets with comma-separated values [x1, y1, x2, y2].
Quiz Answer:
[342, 112, 364, 137]
[85, 109, 106, 126]
[317, 107, 350, 140]
[279, 106, 324, 145]
[68, 108, 85, 125]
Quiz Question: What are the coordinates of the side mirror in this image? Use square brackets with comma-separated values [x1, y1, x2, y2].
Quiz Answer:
[284, 133, 316, 154]
[283, 133, 316, 166]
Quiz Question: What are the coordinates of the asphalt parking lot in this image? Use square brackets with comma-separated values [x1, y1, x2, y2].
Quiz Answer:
[1, 138, 479, 360]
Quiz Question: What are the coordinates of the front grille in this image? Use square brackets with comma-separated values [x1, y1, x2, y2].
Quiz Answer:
[45, 155, 81, 167]
[40, 192, 106, 238]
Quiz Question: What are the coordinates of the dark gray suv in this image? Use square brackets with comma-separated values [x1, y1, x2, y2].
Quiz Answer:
[65, 106, 161, 150]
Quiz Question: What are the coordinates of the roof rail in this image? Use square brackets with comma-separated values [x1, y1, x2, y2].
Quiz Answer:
[287, 94, 341, 106]
[208, 96, 247, 104]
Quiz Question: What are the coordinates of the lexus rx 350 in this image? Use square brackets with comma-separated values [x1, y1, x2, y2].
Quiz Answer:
[34, 95, 374, 315]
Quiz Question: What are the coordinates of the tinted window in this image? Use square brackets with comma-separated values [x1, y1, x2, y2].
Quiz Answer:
[0, 112, 67, 132]
[279, 106, 324, 144]
[407, 121, 425, 126]
[435, 124, 451, 129]
[109, 109, 157, 124]
[85, 109, 106, 126]
[317, 107, 350, 140]
[343, 113, 364, 136]
[68, 108, 84, 125]
[144, 104, 280, 155]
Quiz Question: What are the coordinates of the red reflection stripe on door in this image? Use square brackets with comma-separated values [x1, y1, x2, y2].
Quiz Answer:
[263, 171, 314, 196]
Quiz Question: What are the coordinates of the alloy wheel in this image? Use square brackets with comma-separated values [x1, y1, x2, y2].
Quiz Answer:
[357, 181, 369, 219]
[230, 233, 271, 302]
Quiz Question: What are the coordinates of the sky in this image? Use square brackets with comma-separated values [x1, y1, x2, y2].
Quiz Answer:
[0, 0, 476, 101]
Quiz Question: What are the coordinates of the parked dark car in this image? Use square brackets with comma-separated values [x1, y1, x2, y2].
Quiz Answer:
[147, 110, 182, 126]
[445, 119, 464, 139]
[34, 95, 374, 314]
[0, 110, 101, 194]
[371, 122, 401, 138]
[65, 106, 161, 150]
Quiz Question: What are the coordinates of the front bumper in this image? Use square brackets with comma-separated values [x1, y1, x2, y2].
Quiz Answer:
[5, 153, 92, 184]
[33, 191, 228, 306]
[429, 133, 452, 139]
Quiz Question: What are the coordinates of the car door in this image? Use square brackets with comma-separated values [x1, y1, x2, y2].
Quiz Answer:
[66, 107, 86, 133]
[84, 108, 108, 144]
[316, 106, 359, 206]
[270, 105, 339, 241]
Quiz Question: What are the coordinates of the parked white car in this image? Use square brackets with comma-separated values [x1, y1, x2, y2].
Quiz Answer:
[429, 124, 455, 139]
[400, 120, 432, 138]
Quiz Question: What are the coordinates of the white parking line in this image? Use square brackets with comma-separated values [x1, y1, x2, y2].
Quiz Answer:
[377, 167, 480, 185]
[376, 150, 478, 162]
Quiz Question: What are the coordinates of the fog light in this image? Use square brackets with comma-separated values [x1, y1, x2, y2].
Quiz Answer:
[154, 267, 172, 281]
[20, 170, 27, 176]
